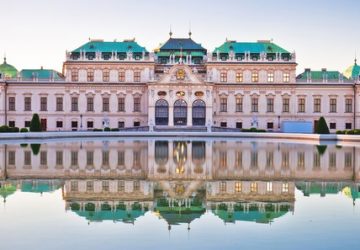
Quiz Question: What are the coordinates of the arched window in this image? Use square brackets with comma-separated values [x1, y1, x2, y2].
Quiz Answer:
[174, 99, 187, 126]
[192, 99, 206, 126]
[155, 99, 169, 125]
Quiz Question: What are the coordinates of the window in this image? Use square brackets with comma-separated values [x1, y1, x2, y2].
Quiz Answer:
[25, 121, 31, 127]
[70, 181, 78, 192]
[8, 121, 15, 127]
[267, 122, 274, 129]
[118, 121, 125, 128]
[220, 71, 227, 82]
[330, 123, 336, 129]
[297, 152, 305, 169]
[40, 97, 47, 111]
[251, 72, 259, 82]
[133, 97, 141, 112]
[87, 97, 94, 112]
[103, 69, 110, 82]
[236, 72, 243, 83]
[134, 121, 140, 127]
[118, 71, 125, 82]
[220, 97, 227, 112]
[282, 183, 289, 193]
[71, 97, 78, 111]
[283, 72, 290, 82]
[24, 97, 31, 111]
[266, 182, 273, 192]
[40, 151, 47, 166]
[220, 181, 227, 192]
[71, 70, 78, 82]
[133, 181, 140, 191]
[267, 72, 274, 82]
[298, 98, 305, 113]
[134, 71, 141, 82]
[314, 98, 321, 113]
[87, 69, 94, 82]
[345, 152, 352, 168]
[118, 151, 125, 166]
[282, 152, 289, 168]
[236, 97, 243, 112]
[329, 152, 336, 169]
[345, 98, 353, 113]
[86, 151, 94, 166]
[235, 151, 242, 168]
[251, 97, 258, 112]
[56, 121, 63, 128]
[8, 97, 15, 111]
[133, 151, 141, 168]
[219, 151, 227, 168]
[118, 97, 125, 112]
[267, 98, 274, 112]
[250, 182, 258, 192]
[87, 121, 94, 129]
[71, 151, 78, 166]
[103, 151, 109, 166]
[283, 98, 290, 113]
[220, 122, 227, 128]
[56, 151, 63, 166]
[345, 123, 352, 130]
[24, 151, 31, 166]
[235, 182, 242, 192]
[86, 181, 94, 192]
[56, 97, 63, 111]
[266, 152, 274, 168]
[329, 98, 337, 113]
[103, 97, 109, 112]
[118, 180, 125, 192]
[313, 152, 320, 169]
[71, 121, 78, 130]
[8, 151, 15, 165]
[102, 181, 109, 192]
[236, 122, 242, 129]
[250, 152, 258, 168]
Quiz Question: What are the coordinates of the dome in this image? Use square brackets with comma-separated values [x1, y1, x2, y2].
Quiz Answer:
[343, 59, 360, 80]
[0, 57, 18, 78]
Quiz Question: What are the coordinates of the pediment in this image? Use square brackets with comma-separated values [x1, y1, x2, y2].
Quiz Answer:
[156, 64, 204, 85]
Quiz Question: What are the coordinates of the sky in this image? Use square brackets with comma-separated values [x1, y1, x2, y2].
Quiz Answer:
[0, 0, 359, 74]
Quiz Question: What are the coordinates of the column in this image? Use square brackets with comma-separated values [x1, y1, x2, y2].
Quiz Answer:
[187, 105, 192, 126]
[169, 105, 174, 126]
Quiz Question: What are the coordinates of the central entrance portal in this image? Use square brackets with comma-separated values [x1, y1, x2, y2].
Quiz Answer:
[174, 99, 187, 126]
[155, 99, 169, 125]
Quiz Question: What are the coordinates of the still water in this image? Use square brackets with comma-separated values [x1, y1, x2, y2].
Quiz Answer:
[0, 138, 360, 250]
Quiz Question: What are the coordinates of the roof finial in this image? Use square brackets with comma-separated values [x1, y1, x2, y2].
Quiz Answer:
[3, 53, 6, 64]
[169, 25, 173, 38]
[188, 21, 192, 38]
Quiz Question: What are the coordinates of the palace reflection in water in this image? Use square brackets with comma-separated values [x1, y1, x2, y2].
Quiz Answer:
[1, 140, 360, 227]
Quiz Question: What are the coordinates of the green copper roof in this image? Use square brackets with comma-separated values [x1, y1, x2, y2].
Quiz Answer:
[72, 40, 148, 53]
[156, 51, 205, 57]
[0, 183, 17, 199]
[343, 59, 360, 80]
[0, 57, 18, 78]
[20, 69, 64, 80]
[296, 70, 347, 81]
[21, 181, 62, 193]
[214, 40, 290, 54]
[159, 38, 206, 51]
[296, 182, 342, 196]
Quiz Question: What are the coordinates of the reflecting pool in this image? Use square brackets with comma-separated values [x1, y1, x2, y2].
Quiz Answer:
[1, 139, 360, 250]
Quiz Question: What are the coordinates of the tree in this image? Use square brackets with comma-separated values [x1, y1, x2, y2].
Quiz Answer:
[315, 117, 330, 134]
[30, 113, 42, 132]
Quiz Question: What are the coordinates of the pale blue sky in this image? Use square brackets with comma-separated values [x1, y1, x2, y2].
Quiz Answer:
[1, 0, 359, 73]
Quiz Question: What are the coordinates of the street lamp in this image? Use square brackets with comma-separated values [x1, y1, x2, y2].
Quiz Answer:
[278, 115, 281, 130]
[80, 114, 83, 131]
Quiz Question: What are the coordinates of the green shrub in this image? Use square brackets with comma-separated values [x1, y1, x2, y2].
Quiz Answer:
[20, 128, 29, 133]
[104, 127, 111, 132]
[354, 129, 360, 135]
[111, 128, 120, 131]
[316, 145, 327, 155]
[9, 127, 19, 133]
[0, 125, 10, 133]
[30, 114, 42, 132]
[93, 128, 102, 132]
[20, 143, 28, 148]
[315, 117, 330, 134]
[336, 130, 345, 134]
[346, 130, 355, 135]
[30, 144, 41, 155]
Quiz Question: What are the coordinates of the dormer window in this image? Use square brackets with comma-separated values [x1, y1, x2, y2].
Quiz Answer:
[135, 55, 140, 60]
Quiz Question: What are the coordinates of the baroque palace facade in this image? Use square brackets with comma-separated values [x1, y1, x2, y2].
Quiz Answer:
[0, 33, 360, 132]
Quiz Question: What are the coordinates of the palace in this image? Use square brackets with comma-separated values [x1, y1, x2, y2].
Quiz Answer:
[0, 32, 360, 132]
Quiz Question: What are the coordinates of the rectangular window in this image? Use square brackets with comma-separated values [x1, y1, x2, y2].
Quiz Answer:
[219, 151, 227, 168]
[25, 121, 31, 127]
[102, 181, 109, 192]
[133, 181, 140, 191]
[118, 151, 125, 166]
[282, 98, 290, 113]
[236, 122, 242, 129]
[250, 152, 258, 168]
[87, 97, 94, 112]
[71, 70, 78, 82]
[56, 151, 63, 166]
[8, 151, 15, 165]
[9, 121, 15, 127]
[313, 152, 320, 169]
[250, 182, 258, 193]
[235, 97, 243, 112]
[118, 71, 125, 82]
[8, 97, 15, 111]
[251, 97, 258, 112]
[267, 182, 273, 192]
[40, 151, 47, 166]
[71, 151, 78, 166]
[251, 72, 259, 82]
[236, 72, 243, 83]
[103, 151, 109, 166]
[56, 97, 63, 111]
[87, 121, 94, 129]
[118, 98, 125, 112]
[118, 121, 125, 128]
[40, 97, 47, 111]
[345, 123, 352, 130]
[282, 183, 289, 193]
[329, 152, 336, 169]
[134, 97, 141, 112]
[220, 181, 227, 192]
[283, 72, 290, 82]
[282, 152, 289, 168]
[220, 98, 227, 112]
[220, 122, 227, 128]
[267, 98, 274, 112]
[330, 123, 336, 129]
[297, 152, 305, 169]
[56, 121, 63, 128]
[71, 97, 78, 112]
[345, 98, 353, 113]
[103, 70, 110, 82]
[24, 97, 31, 111]
[235, 182, 242, 192]
[314, 98, 321, 113]
[220, 72, 227, 82]
[87, 69, 94, 82]
[329, 98, 337, 113]
[298, 98, 305, 113]
[103, 97, 110, 112]
[267, 72, 274, 83]
[134, 71, 141, 82]
[86, 151, 94, 166]
[345, 152, 352, 168]
[133, 151, 141, 168]
[70, 181, 78, 192]
[118, 180, 125, 192]
[86, 181, 94, 192]
[134, 121, 140, 127]
[266, 152, 274, 168]
[235, 151, 242, 168]
[267, 122, 274, 129]
[24, 151, 31, 166]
